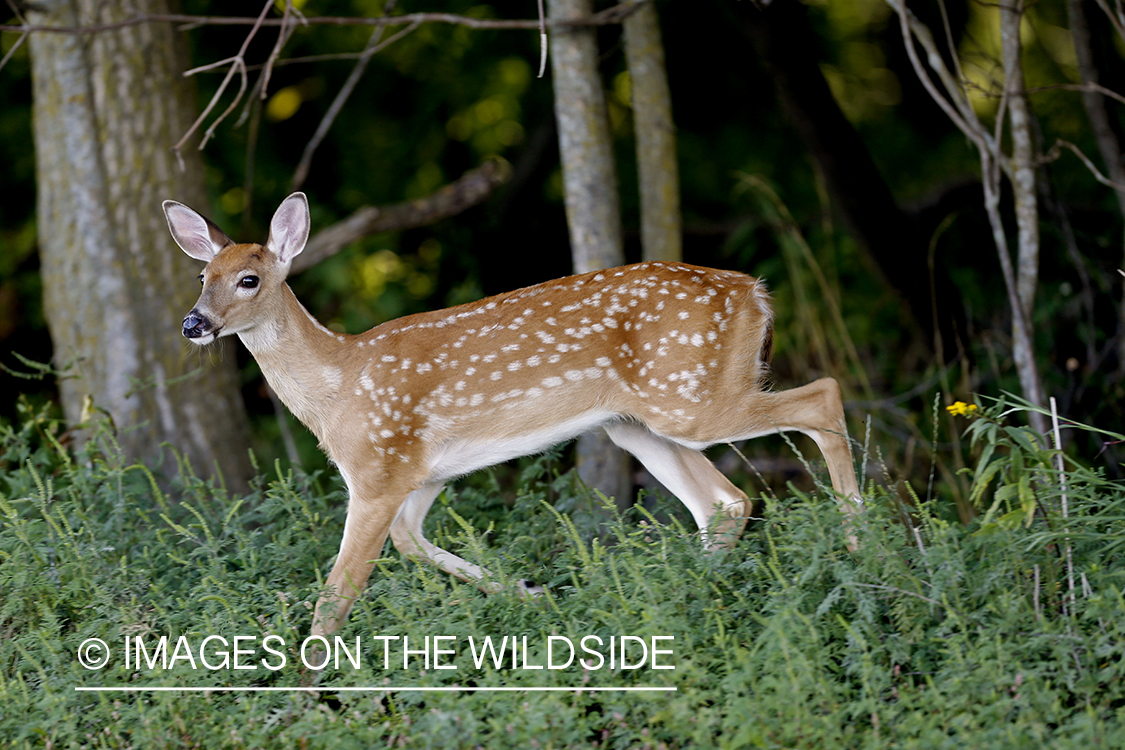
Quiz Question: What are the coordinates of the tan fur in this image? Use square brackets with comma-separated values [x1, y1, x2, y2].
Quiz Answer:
[164, 193, 864, 654]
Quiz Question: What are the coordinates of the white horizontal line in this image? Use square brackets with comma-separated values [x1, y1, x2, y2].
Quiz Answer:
[75, 686, 676, 693]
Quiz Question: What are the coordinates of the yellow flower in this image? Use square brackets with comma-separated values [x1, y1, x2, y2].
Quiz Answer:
[946, 401, 978, 417]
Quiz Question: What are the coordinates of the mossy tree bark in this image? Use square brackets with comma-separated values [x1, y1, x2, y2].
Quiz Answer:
[29, 0, 254, 489]
[623, 0, 681, 263]
[547, 0, 632, 508]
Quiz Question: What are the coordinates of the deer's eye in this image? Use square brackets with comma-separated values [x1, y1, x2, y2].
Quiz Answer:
[197, 274, 204, 286]
[239, 275, 259, 289]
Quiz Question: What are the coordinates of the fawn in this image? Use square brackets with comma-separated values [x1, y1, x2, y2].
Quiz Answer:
[164, 192, 863, 649]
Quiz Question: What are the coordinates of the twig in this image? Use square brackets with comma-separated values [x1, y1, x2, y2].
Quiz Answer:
[724, 440, 780, 503]
[1050, 396, 1076, 615]
[3, 0, 25, 22]
[171, 0, 276, 167]
[1042, 139, 1125, 193]
[260, 0, 307, 99]
[291, 1, 415, 192]
[0, 28, 27, 74]
[1093, 0, 1125, 39]
[936, 0, 968, 99]
[21, 1, 642, 165]
[1027, 81, 1125, 108]
[846, 357, 962, 412]
[0, 0, 28, 75]
[912, 526, 927, 556]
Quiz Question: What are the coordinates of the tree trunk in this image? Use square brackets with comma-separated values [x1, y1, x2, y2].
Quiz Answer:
[29, 0, 254, 490]
[547, 0, 632, 508]
[1000, 0, 1048, 435]
[1000, 1, 1039, 318]
[622, 0, 681, 262]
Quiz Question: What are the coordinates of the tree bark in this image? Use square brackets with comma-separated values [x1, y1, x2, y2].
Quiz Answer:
[1000, 1, 1039, 318]
[1000, 0, 1048, 434]
[548, 0, 625, 272]
[29, 0, 254, 489]
[547, 0, 632, 507]
[622, 0, 681, 262]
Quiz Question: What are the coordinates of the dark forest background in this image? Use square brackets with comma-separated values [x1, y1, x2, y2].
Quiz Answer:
[2, 0, 1124, 515]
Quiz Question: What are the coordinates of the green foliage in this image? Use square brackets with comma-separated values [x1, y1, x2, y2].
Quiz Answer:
[959, 396, 1125, 556]
[3, 401, 1125, 747]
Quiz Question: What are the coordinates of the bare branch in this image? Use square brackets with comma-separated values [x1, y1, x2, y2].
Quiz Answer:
[171, 0, 276, 165]
[1028, 81, 1125, 108]
[9, 1, 642, 164]
[0, 2, 644, 35]
[260, 1, 307, 98]
[937, 0, 968, 97]
[886, 0, 988, 153]
[1043, 139, 1125, 193]
[291, 159, 512, 274]
[0, 29, 28, 74]
[0, 0, 29, 74]
[1093, 0, 1125, 39]
[292, 0, 415, 192]
[3, 0, 25, 22]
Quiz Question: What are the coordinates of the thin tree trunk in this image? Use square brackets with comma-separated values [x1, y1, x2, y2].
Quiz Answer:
[887, 0, 1047, 435]
[622, 0, 681, 262]
[548, 0, 625, 270]
[29, 0, 254, 489]
[1001, 0, 1039, 317]
[547, 0, 632, 507]
[1000, 0, 1048, 435]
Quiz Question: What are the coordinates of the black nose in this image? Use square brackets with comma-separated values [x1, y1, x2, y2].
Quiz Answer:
[182, 310, 211, 339]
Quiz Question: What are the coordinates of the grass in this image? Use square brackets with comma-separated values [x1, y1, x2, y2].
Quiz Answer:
[3, 396, 1125, 748]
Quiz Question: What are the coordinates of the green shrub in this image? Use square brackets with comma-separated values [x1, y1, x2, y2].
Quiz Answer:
[2, 397, 1124, 748]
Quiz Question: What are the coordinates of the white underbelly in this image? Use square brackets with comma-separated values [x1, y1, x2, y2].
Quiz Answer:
[425, 409, 616, 483]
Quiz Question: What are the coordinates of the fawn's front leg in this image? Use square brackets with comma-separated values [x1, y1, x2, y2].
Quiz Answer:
[311, 476, 403, 647]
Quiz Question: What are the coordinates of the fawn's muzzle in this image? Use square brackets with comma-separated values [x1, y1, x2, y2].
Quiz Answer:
[182, 310, 212, 339]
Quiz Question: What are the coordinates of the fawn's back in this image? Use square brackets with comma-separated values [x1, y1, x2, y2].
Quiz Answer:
[333, 261, 774, 483]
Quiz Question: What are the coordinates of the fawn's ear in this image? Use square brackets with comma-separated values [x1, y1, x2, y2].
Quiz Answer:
[266, 192, 310, 265]
[163, 200, 234, 262]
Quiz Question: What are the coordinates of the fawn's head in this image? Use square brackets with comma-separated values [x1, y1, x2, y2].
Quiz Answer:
[163, 193, 310, 345]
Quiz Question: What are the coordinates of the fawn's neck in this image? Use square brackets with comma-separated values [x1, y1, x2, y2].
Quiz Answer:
[239, 284, 350, 442]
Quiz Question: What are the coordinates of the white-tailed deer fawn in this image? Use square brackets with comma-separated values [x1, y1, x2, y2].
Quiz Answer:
[164, 192, 863, 649]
